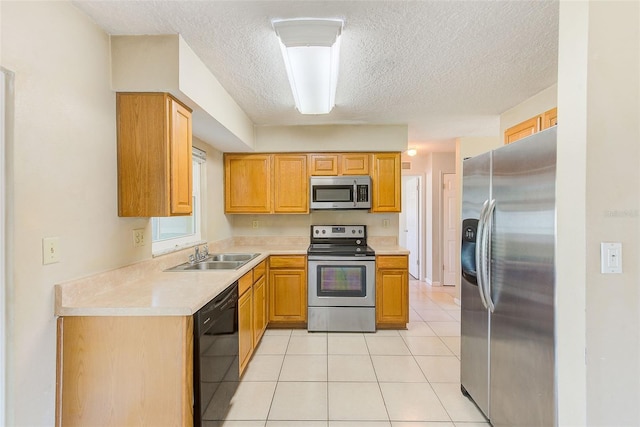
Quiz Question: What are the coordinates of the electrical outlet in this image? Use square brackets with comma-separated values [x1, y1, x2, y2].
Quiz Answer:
[383, 219, 390, 228]
[133, 228, 145, 247]
[252, 220, 259, 229]
[42, 237, 61, 265]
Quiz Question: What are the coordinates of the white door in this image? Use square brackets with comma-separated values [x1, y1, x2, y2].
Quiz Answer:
[442, 173, 457, 286]
[400, 176, 420, 279]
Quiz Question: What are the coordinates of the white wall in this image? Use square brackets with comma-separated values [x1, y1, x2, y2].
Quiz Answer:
[556, 2, 640, 425]
[255, 124, 407, 153]
[0, 3, 244, 424]
[1, 2, 150, 424]
[500, 84, 557, 136]
[196, 138, 234, 245]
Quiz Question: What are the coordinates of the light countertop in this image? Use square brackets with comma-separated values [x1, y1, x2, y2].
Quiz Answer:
[55, 242, 408, 317]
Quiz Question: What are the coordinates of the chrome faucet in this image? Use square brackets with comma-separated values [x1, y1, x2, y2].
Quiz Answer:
[189, 244, 209, 263]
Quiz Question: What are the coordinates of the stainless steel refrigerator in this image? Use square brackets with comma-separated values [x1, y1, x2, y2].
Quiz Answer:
[460, 127, 557, 427]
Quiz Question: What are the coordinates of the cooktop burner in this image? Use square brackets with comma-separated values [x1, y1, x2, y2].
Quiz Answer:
[307, 225, 375, 257]
[307, 244, 375, 256]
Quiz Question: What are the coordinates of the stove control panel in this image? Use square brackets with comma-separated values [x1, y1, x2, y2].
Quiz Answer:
[311, 225, 366, 240]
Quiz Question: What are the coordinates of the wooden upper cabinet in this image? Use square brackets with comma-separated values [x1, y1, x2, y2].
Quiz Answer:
[274, 154, 308, 213]
[224, 154, 272, 213]
[504, 116, 539, 144]
[340, 153, 370, 175]
[117, 92, 193, 217]
[505, 107, 558, 144]
[309, 154, 339, 175]
[372, 153, 401, 212]
[308, 153, 370, 176]
[169, 100, 193, 215]
[541, 107, 558, 130]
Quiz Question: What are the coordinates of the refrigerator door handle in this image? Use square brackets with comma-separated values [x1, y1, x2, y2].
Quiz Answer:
[475, 199, 490, 310]
[483, 198, 497, 313]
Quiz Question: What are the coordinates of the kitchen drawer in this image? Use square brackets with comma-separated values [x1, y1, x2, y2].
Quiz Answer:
[239, 271, 253, 296]
[376, 255, 408, 269]
[269, 255, 306, 269]
[253, 260, 267, 281]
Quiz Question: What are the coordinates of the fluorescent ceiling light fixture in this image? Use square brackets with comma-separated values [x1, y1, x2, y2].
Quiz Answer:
[273, 18, 343, 115]
[407, 148, 417, 157]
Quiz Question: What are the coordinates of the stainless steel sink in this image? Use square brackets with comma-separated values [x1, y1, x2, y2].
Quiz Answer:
[165, 253, 260, 271]
[184, 261, 246, 270]
[207, 253, 259, 262]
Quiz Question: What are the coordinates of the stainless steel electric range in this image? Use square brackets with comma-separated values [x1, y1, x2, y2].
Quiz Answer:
[307, 225, 376, 332]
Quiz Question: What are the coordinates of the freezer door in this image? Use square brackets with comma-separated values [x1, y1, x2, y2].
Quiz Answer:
[489, 127, 557, 427]
[460, 151, 491, 418]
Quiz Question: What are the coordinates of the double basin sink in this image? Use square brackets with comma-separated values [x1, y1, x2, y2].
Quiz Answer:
[166, 253, 260, 271]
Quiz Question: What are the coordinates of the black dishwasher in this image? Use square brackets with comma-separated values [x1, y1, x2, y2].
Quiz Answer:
[193, 282, 239, 426]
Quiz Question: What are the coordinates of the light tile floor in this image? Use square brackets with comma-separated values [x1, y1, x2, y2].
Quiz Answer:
[204, 280, 489, 427]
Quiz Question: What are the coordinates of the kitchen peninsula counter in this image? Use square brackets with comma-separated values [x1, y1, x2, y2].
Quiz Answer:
[55, 242, 308, 317]
[55, 239, 408, 317]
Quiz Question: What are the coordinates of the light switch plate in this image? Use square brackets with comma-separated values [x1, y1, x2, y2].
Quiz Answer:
[43, 237, 61, 265]
[601, 242, 622, 274]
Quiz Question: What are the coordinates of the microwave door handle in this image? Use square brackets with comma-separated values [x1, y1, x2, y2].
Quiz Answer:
[353, 180, 357, 207]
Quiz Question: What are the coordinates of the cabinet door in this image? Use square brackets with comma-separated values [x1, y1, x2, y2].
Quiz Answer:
[238, 288, 253, 375]
[169, 98, 193, 215]
[57, 316, 193, 426]
[117, 92, 193, 217]
[274, 154, 308, 213]
[376, 268, 408, 327]
[541, 108, 558, 130]
[504, 116, 540, 144]
[309, 154, 338, 175]
[372, 153, 401, 212]
[340, 153, 370, 175]
[225, 154, 272, 213]
[269, 268, 307, 323]
[253, 275, 267, 346]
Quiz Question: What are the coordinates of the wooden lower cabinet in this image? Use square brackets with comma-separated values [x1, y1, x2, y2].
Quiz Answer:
[56, 316, 193, 427]
[376, 255, 409, 329]
[253, 274, 267, 345]
[268, 255, 307, 326]
[238, 284, 254, 375]
[238, 259, 268, 376]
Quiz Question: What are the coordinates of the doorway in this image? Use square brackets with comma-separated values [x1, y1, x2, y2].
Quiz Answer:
[400, 175, 421, 279]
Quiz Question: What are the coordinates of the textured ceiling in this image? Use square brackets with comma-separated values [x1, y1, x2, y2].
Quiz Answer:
[72, 0, 559, 151]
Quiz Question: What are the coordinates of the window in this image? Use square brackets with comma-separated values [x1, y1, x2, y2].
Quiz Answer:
[151, 148, 206, 254]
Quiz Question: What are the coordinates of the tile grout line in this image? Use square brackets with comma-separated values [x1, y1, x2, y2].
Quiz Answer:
[264, 329, 292, 424]
[364, 332, 393, 424]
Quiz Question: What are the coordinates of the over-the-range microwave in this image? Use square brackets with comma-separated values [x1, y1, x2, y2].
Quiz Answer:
[309, 175, 372, 210]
